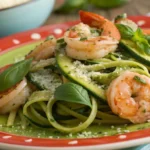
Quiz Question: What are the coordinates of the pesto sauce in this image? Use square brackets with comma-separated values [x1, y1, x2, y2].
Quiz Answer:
[0, 123, 150, 139]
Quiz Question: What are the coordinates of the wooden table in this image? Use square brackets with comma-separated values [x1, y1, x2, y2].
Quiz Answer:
[44, 0, 150, 26]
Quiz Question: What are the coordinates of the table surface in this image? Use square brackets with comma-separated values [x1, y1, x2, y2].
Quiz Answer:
[44, 0, 150, 26]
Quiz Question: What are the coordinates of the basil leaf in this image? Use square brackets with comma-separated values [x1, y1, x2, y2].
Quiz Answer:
[145, 35, 150, 44]
[133, 76, 146, 84]
[55, 0, 87, 13]
[136, 41, 150, 55]
[116, 24, 134, 39]
[133, 28, 144, 39]
[54, 82, 92, 108]
[0, 59, 32, 92]
[132, 28, 150, 55]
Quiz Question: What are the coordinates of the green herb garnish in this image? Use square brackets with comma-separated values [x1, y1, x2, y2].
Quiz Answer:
[54, 82, 92, 108]
[145, 35, 150, 44]
[116, 24, 150, 55]
[0, 59, 32, 92]
[45, 35, 54, 42]
[133, 75, 146, 84]
[132, 28, 150, 55]
[80, 37, 87, 41]
[57, 38, 66, 48]
[57, 38, 65, 43]
[116, 24, 134, 39]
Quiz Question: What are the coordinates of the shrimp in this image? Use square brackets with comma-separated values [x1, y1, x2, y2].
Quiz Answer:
[143, 29, 150, 35]
[64, 11, 120, 60]
[107, 71, 150, 123]
[79, 10, 121, 40]
[26, 36, 56, 61]
[0, 79, 31, 114]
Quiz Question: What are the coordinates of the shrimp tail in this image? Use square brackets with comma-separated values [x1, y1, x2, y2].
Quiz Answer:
[79, 10, 121, 41]
[79, 10, 105, 27]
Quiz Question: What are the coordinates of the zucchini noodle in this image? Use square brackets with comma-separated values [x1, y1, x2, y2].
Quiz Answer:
[18, 109, 29, 129]
[46, 97, 97, 133]
[7, 109, 18, 127]
[90, 67, 150, 85]
[23, 91, 52, 127]
[84, 60, 148, 73]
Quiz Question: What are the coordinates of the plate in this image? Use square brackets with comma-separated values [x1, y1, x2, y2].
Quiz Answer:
[0, 16, 150, 150]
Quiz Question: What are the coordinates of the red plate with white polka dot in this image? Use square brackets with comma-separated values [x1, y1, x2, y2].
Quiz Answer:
[0, 16, 150, 150]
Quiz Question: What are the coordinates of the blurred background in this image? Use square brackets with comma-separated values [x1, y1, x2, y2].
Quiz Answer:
[45, 0, 150, 25]
[0, 0, 149, 37]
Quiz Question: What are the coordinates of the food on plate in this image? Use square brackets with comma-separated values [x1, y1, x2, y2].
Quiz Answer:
[26, 36, 56, 61]
[0, 11, 150, 137]
[107, 71, 150, 123]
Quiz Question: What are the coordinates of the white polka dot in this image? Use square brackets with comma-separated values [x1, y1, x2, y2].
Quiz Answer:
[118, 135, 127, 139]
[25, 139, 33, 143]
[68, 140, 78, 145]
[137, 20, 146, 26]
[2, 136, 12, 139]
[31, 33, 41, 40]
[54, 28, 63, 34]
[146, 12, 150, 16]
[13, 39, 20, 44]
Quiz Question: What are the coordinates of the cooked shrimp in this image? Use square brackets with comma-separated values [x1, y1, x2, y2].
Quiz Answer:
[79, 10, 121, 40]
[107, 71, 150, 123]
[143, 29, 150, 35]
[64, 23, 119, 60]
[0, 79, 31, 114]
[26, 36, 56, 61]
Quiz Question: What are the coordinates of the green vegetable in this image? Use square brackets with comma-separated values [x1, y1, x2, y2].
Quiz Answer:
[57, 38, 65, 44]
[55, 0, 87, 13]
[115, 13, 127, 22]
[116, 24, 150, 55]
[54, 82, 92, 108]
[30, 58, 56, 72]
[116, 24, 134, 39]
[23, 91, 52, 128]
[132, 28, 150, 55]
[120, 39, 150, 66]
[80, 37, 87, 41]
[90, 0, 128, 8]
[56, 38, 67, 49]
[0, 59, 32, 92]
[133, 76, 146, 84]
[145, 35, 150, 44]
[56, 52, 106, 101]
[55, 0, 128, 13]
